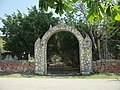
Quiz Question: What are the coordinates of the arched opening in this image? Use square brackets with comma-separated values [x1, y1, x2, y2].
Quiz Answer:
[47, 31, 80, 75]
[35, 23, 92, 75]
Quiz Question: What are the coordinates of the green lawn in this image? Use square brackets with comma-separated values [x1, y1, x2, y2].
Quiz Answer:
[0, 73, 120, 79]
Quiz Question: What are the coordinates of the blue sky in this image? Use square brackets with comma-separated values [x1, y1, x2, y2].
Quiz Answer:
[0, 0, 38, 27]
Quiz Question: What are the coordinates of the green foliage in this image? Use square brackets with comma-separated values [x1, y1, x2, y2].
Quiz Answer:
[0, 6, 59, 57]
[115, 14, 120, 20]
[38, 0, 120, 59]
[39, 0, 77, 15]
[108, 21, 120, 59]
[64, 1, 120, 60]
[86, 1, 120, 21]
[38, 0, 120, 21]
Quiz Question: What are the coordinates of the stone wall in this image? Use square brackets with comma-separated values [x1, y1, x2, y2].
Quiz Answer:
[93, 60, 120, 73]
[0, 60, 35, 73]
[0, 60, 120, 74]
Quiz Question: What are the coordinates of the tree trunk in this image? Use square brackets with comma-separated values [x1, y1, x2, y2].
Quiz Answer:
[89, 29, 101, 60]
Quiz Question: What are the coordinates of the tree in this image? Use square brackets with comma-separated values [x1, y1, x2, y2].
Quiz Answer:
[64, 1, 120, 60]
[38, 0, 120, 60]
[0, 6, 59, 59]
[38, 0, 120, 21]
[105, 20, 120, 59]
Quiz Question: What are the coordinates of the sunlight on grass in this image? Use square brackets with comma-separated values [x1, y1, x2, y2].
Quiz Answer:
[0, 73, 120, 79]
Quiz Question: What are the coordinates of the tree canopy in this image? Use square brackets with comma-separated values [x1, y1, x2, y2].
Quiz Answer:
[38, 0, 120, 21]
[0, 6, 59, 59]
[63, 1, 120, 60]
[0, 1, 120, 60]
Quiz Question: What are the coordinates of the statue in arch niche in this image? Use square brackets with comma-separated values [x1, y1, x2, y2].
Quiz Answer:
[35, 21, 92, 75]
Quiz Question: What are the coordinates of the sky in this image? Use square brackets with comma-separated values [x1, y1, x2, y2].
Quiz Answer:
[0, 0, 39, 28]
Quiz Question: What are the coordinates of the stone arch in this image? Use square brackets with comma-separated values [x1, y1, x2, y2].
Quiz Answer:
[35, 22, 92, 75]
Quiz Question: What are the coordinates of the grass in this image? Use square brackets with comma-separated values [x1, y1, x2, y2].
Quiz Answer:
[0, 73, 120, 79]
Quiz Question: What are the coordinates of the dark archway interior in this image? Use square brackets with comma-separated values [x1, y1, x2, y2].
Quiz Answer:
[47, 31, 80, 75]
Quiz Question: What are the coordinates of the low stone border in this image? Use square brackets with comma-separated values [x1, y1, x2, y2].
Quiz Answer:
[0, 60, 35, 73]
[92, 60, 120, 73]
[0, 60, 120, 74]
